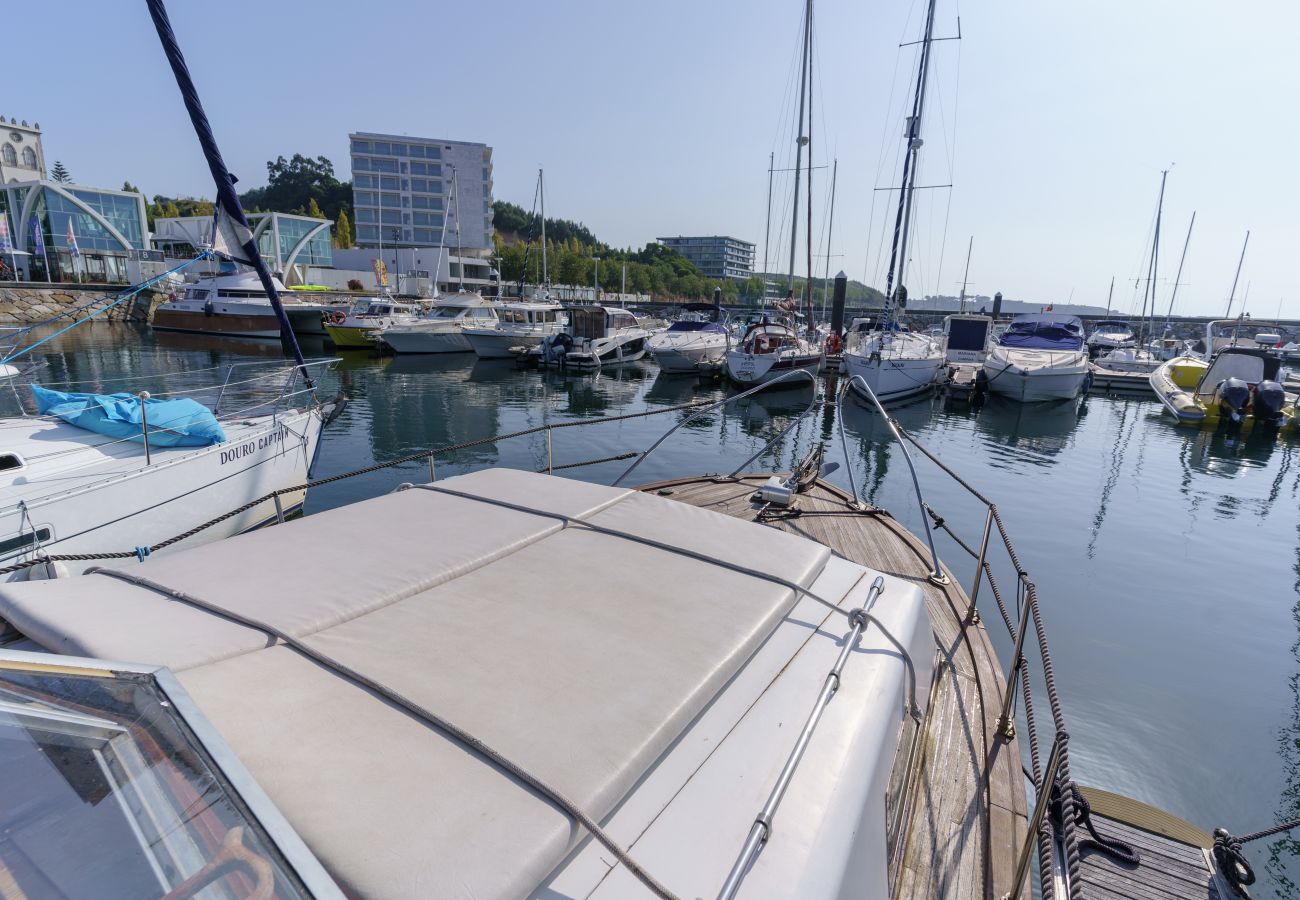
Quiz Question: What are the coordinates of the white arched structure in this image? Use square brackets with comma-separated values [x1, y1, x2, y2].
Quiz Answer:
[15, 182, 134, 254]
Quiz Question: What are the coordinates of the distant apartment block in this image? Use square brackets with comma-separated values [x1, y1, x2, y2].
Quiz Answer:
[349, 132, 493, 252]
[657, 235, 755, 280]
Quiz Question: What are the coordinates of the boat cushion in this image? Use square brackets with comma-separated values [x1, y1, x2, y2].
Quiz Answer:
[0, 467, 832, 900]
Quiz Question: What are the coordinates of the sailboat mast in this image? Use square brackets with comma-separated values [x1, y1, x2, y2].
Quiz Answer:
[1224, 230, 1249, 318]
[453, 166, 464, 291]
[787, 0, 812, 293]
[1106, 275, 1114, 314]
[539, 169, 548, 288]
[1141, 169, 1168, 344]
[957, 235, 972, 313]
[762, 152, 774, 308]
[883, 0, 939, 322]
[1163, 211, 1195, 329]
[822, 158, 838, 317]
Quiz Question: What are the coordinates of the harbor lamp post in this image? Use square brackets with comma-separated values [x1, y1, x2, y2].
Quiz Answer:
[390, 227, 401, 294]
[593, 255, 601, 302]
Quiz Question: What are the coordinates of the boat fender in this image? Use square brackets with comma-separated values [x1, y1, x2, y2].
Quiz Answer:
[1253, 380, 1287, 425]
[1081, 370, 1094, 394]
[1217, 378, 1250, 422]
[203, 299, 215, 317]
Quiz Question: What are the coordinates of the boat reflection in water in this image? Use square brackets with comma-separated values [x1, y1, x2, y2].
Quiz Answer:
[974, 395, 1085, 465]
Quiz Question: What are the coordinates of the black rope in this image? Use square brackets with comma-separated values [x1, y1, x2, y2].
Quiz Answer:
[1051, 781, 1140, 866]
[1213, 818, 1300, 896]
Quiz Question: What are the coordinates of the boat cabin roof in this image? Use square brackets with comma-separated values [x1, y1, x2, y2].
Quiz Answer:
[1200, 346, 1282, 388]
[1092, 320, 1131, 330]
[0, 468, 930, 899]
[666, 320, 726, 334]
[998, 314, 1084, 350]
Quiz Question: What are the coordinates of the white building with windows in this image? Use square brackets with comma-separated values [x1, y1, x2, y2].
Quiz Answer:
[348, 132, 494, 253]
[0, 117, 45, 183]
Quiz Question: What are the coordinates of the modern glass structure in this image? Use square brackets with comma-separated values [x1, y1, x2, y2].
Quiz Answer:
[152, 212, 332, 283]
[657, 235, 756, 281]
[0, 180, 148, 283]
[349, 132, 493, 251]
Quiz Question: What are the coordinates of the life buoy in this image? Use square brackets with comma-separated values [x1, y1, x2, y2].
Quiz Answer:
[826, 332, 843, 355]
[328, 310, 347, 325]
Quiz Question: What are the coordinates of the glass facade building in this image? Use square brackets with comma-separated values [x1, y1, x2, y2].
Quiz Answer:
[657, 235, 757, 281]
[153, 212, 332, 283]
[349, 132, 493, 251]
[0, 180, 148, 283]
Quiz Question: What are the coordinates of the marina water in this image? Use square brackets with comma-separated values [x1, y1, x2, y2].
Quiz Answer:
[15, 321, 1300, 895]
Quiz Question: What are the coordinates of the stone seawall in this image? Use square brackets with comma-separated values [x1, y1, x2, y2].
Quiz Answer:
[0, 284, 165, 324]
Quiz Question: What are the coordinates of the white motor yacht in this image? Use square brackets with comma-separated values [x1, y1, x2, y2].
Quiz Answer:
[152, 271, 287, 339]
[647, 312, 731, 374]
[725, 316, 822, 387]
[463, 300, 566, 359]
[1085, 319, 1136, 356]
[324, 296, 429, 349]
[981, 314, 1090, 401]
[380, 293, 499, 354]
[530, 306, 651, 369]
[840, 317, 946, 403]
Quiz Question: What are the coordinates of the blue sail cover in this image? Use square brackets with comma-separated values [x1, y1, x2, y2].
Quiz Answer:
[998, 315, 1085, 350]
[32, 385, 226, 447]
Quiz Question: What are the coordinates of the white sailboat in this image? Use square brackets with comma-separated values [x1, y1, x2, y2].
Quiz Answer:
[725, 0, 822, 388]
[841, 0, 947, 404]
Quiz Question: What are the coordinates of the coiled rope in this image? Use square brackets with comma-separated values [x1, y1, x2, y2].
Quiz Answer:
[1212, 818, 1300, 897]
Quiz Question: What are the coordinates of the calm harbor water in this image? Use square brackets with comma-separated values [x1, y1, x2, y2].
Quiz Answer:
[11, 321, 1300, 895]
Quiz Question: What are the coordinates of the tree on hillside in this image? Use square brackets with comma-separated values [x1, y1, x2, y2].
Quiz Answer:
[335, 210, 353, 249]
[238, 154, 352, 223]
[50, 161, 72, 183]
[306, 197, 325, 220]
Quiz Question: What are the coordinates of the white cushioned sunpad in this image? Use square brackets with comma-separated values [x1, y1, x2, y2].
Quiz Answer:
[0, 468, 833, 899]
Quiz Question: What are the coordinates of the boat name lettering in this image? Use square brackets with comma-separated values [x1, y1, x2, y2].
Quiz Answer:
[220, 427, 289, 465]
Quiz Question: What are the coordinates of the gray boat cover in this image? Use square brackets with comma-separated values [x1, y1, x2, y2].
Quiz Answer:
[0, 468, 832, 899]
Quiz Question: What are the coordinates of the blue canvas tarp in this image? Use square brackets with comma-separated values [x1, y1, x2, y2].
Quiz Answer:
[998, 315, 1085, 351]
[32, 385, 227, 447]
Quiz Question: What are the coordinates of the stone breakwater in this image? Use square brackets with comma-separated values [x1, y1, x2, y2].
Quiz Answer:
[0, 285, 165, 324]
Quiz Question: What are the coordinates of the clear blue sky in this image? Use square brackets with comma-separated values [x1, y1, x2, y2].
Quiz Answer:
[10, 0, 1297, 316]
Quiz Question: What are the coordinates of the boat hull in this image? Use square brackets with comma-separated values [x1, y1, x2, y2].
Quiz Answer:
[841, 351, 945, 403]
[151, 306, 282, 339]
[381, 329, 473, 354]
[725, 350, 822, 386]
[650, 340, 729, 373]
[464, 330, 546, 359]
[0, 406, 327, 575]
[982, 351, 1089, 401]
[324, 323, 380, 348]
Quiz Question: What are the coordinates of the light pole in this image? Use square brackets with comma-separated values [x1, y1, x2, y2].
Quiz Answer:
[592, 255, 601, 302]
[390, 227, 401, 294]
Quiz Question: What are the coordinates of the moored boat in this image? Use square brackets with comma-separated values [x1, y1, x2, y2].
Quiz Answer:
[647, 310, 730, 373]
[463, 299, 566, 359]
[380, 293, 499, 354]
[981, 314, 1090, 401]
[323, 296, 427, 349]
[1150, 346, 1296, 431]
[528, 305, 651, 369]
[841, 321, 945, 403]
[152, 271, 286, 339]
[725, 316, 822, 387]
[1086, 319, 1136, 356]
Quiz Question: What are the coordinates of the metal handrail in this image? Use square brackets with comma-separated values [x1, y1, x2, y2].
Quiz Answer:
[835, 374, 948, 585]
[612, 368, 818, 486]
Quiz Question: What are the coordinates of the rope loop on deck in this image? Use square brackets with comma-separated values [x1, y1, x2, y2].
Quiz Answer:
[1212, 817, 1300, 896]
[1051, 780, 1140, 867]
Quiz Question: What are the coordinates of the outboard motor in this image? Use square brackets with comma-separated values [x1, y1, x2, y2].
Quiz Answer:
[1253, 380, 1287, 427]
[1215, 377, 1251, 425]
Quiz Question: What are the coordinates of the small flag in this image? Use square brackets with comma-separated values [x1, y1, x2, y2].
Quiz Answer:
[66, 218, 79, 258]
[0, 218, 10, 254]
[29, 216, 45, 256]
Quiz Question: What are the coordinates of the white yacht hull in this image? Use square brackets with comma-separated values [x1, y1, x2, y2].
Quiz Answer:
[381, 329, 473, 354]
[464, 329, 551, 359]
[982, 349, 1089, 401]
[841, 351, 946, 403]
[564, 335, 648, 369]
[725, 350, 822, 386]
[650, 339, 729, 373]
[0, 406, 327, 575]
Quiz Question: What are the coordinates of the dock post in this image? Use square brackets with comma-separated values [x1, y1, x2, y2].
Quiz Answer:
[830, 271, 847, 338]
[139, 392, 152, 466]
[427, 455, 437, 483]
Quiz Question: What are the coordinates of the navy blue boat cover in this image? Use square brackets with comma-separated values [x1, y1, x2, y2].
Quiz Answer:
[32, 385, 227, 446]
[998, 315, 1085, 350]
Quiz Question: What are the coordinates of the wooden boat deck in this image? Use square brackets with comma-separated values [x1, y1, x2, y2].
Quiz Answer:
[641, 474, 1030, 899]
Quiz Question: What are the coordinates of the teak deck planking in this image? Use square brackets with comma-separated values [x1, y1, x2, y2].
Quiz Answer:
[641, 474, 1030, 900]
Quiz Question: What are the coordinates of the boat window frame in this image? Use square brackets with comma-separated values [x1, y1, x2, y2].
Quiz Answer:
[0, 649, 343, 899]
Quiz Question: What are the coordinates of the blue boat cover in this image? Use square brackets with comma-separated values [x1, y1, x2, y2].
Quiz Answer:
[667, 321, 727, 333]
[998, 315, 1085, 350]
[32, 385, 227, 447]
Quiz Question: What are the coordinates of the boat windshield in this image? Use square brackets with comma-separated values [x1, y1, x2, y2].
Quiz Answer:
[1093, 321, 1131, 332]
[667, 321, 725, 333]
[1202, 351, 1279, 387]
[0, 658, 314, 899]
[429, 306, 468, 319]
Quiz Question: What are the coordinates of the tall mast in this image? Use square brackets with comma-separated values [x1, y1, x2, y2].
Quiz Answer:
[804, 0, 815, 335]
[1163, 211, 1195, 330]
[539, 168, 548, 288]
[821, 158, 839, 317]
[1224, 229, 1249, 318]
[452, 166, 464, 291]
[787, 0, 812, 293]
[883, 0, 939, 325]
[1106, 275, 1114, 313]
[1140, 169, 1168, 345]
[762, 151, 774, 307]
[957, 235, 972, 313]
